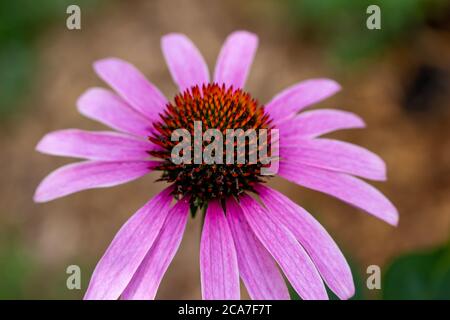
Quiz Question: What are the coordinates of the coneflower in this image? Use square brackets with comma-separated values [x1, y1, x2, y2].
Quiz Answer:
[34, 31, 398, 300]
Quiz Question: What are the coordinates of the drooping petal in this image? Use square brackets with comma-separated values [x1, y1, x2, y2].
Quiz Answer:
[239, 195, 328, 300]
[280, 138, 386, 181]
[36, 129, 154, 161]
[77, 88, 152, 137]
[200, 200, 240, 300]
[279, 109, 365, 138]
[256, 185, 354, 300]
[265, 79, 341, 124]
[278, 163, 399, 226]
[213, 31, 258, 89]
[34, 160, 156, 203]
[226, 198, 289, 300]
[121, 196, 190, 300]
[84, 187, 174, 300]
[161, 33, 209, 92]
[93, 58, 167, 121]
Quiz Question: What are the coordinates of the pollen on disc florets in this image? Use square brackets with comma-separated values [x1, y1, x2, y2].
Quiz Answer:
[149, 83, 273, 210]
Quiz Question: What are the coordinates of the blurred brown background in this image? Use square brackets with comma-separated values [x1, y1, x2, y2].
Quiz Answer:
[0, 0, 449, 299]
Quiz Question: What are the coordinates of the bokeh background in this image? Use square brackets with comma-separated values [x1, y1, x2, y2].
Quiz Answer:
[1, 0, 449, 299]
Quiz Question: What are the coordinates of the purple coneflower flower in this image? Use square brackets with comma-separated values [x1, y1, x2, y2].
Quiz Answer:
[34, 31, 398, 300]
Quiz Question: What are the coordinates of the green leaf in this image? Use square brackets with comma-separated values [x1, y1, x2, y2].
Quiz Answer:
[383, 241, 450, 300]
[0, 41, 35, 118]
[0, 234, 34, 299]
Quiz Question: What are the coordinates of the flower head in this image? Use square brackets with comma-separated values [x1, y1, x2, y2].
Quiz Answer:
[150, 83, 273, 208]
[34, 31, 398, 300]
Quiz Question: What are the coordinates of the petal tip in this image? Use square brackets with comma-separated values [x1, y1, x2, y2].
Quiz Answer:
[230, 30, 259, 51]
[371, 156, 387, 181]
[93, 57, 119, 66]
[229, 30, 258, 42]
[342, 111, 366, 129]
[378, 171, 388, 182]
[35, 135, 48, 154]
[33, 176, 57, 203]
[389, 212, 400, 227]
[76, 92, 90, 113]
[76, 87, 107, 113]
[93, 57, 125, 76]
[337, 281, 356, 300]
[355, 116, 366, 128]
[33, 187, 47, 203]
[306, 78, 341, 97]
[161, 33, 187, 44]
[321, 79, 341, 93]
[383, 205, 399, 227]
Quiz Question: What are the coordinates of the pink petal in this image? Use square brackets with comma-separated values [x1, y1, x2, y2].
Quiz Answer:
[34, 160, 155, 203]
[256, 185, 354, 300]
[77, 88, 152, 137]
[226, 198, 289, 300]
[279, 109, 365, 138]
[278, 163, 399, 226]
[36, 129, 154, 161]
[84, 187, 174, 300]
[161, 33, 210, 92]
[121, 196, 190, 300]
[200, 200, 240, 300]
[93, 58, 167, 121]
[239, 194, 328, 300]
[213, 31, 258, 89]
[265, 79, 341, 124]
[280, 138, 386, 181]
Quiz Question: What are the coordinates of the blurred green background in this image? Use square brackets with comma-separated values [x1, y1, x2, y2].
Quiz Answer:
[0, 0, 449, 299]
